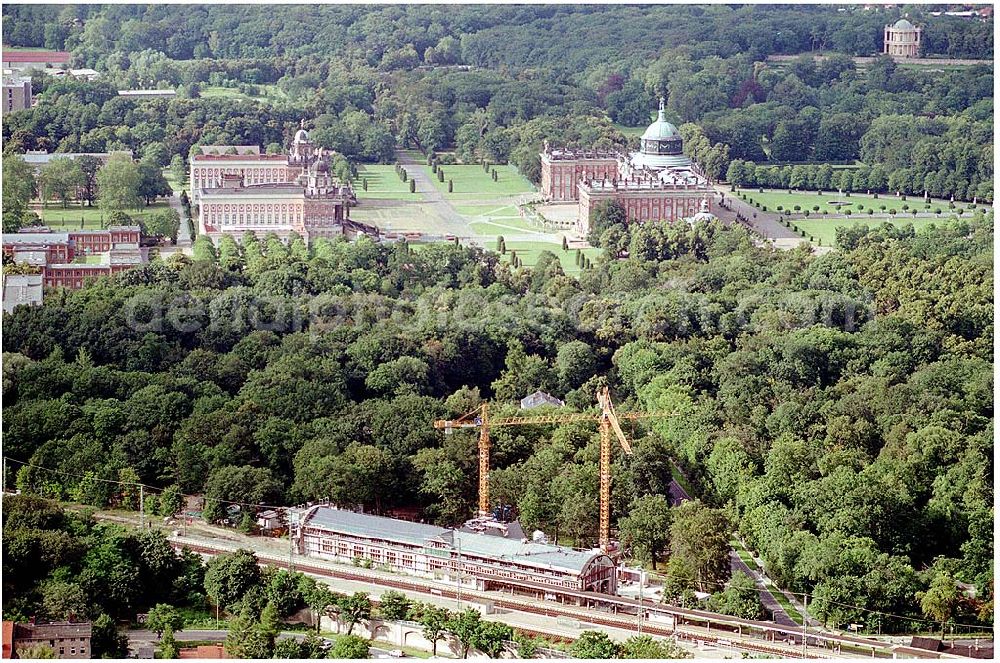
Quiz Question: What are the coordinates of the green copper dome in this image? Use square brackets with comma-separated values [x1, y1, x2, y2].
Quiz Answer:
[892, 18, 916, 30]
[641, 100, 681, 141]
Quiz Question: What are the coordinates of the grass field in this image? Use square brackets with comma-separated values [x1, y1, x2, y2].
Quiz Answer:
[421, 164, 535, 200]
[792, 216, 943, 246]
[500, 240, 601, 275]
[199, 84, 286, 102]
[613, 123, 647, 138]
[354, 164, 416, 199]
[737, 188, 967, 216]
[34, 201, 171, 229]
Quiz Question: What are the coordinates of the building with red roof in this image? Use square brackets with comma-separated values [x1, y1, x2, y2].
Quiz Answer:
[2, 51, 71, 70]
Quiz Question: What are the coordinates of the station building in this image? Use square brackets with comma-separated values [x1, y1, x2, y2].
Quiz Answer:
[293, 506, 618, 599]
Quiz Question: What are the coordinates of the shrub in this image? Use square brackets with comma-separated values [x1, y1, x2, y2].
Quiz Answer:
[902, 204, 909, 211]
[812, 205, 820, 211]
[935, 208, 942, 215]
[889, 208, 897, 215]
[867, 209, 874, 215]
[793, 205, 801, 211]
[776, 205, 784, 211]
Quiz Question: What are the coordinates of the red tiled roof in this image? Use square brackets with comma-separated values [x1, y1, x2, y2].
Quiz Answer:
[3, 51, 72, 63]
[192, 154, 288, 162]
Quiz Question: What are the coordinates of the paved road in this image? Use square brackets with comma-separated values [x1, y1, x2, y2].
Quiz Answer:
[396, 151, 472, 239]
[713, 187, 799, 241]
[170, 192, 192, 246]
[729, 551, 797, 628]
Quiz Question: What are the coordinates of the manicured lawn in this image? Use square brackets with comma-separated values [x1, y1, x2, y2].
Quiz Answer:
[499, 240, 601, 275]
[737, 188, 965, 216]
[613, 123, 647, 138]
[33, 201, 172, 229]
[354, 164, 415, 199]
[199, 84, 286, 102]
[421, 164, 536, 200]
[792, 216, 945, 247]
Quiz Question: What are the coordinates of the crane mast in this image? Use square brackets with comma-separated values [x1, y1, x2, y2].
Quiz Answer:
[433, 387, 673, 552]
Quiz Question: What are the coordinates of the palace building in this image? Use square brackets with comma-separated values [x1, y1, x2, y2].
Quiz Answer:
[191, 126, 359, 243]
[293, 505, 618, 599]
[540, 100, 715, 235]
[884, 18, 922, 58]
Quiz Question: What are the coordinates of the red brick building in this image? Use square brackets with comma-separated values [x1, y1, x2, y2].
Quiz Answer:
[540, 147, 619, 202]
[539, 101, 714, 233]
[6, 621, 92, 659]
[2, 226, 144, 291]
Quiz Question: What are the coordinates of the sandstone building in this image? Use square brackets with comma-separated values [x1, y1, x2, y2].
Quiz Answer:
[884, 18, 922, 58]
[191, 126, 359, 243]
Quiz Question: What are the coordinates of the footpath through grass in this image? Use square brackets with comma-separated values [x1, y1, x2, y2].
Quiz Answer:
[730, 538, 805, 625]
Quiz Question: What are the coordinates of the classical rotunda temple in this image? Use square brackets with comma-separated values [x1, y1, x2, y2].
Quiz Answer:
[884, 18, 922, 58]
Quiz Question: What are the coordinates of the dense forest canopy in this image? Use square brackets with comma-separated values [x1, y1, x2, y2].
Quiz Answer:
[2, 5, 994, 200]
[1, 3, 995, 638]
[4, 214, 994, 632]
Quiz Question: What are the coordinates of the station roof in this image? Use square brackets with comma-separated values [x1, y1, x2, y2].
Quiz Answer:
[303, 506, 605, 575]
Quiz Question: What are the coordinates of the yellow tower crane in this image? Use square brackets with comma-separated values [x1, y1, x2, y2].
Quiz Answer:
[433, 386, 675, 552]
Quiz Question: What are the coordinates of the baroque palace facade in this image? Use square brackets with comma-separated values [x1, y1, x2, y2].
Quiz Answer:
[540, 101, 715, 234]
[190, 126, 358, 243]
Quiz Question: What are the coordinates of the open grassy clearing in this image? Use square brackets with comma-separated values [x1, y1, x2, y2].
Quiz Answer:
[421, 164, 535, 199]
[736, 188, 969, 216]
[792, 216, 944, 246]
[199, 84, 286, 101]
[499, 240, 601, 275]
[354, 164, 415, 199]
[469, 221, 558, 239]
[163, 168, 185, 194]
[350, 202, 446, 235]
[32, 201, 171, 229]
[452, 203, 520, 217]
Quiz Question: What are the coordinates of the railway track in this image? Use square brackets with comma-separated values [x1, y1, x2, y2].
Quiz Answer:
[174, 538, 838, 658]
